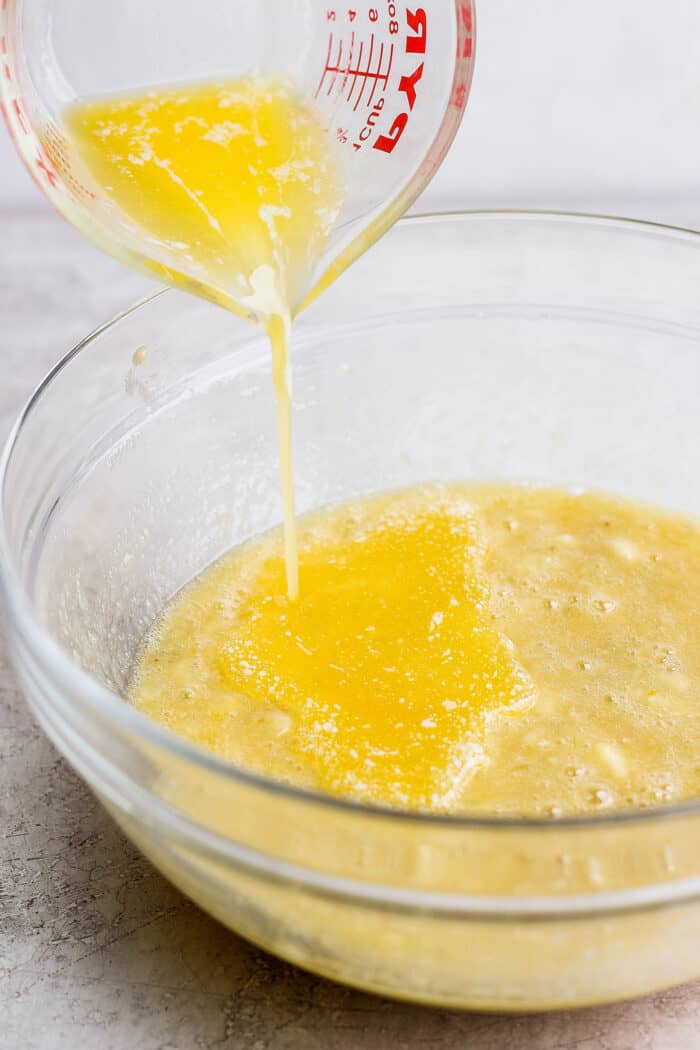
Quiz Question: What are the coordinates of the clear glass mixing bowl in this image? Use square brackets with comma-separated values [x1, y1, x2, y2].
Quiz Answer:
[3, 212, 700, 1011]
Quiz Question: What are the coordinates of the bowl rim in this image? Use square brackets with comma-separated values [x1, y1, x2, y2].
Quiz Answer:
[4, 208, 700, 833]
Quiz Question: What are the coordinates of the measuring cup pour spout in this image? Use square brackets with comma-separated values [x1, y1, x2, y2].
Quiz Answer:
[1, 1, 476, 313]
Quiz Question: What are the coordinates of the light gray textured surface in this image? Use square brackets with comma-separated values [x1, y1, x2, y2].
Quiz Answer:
[3, 211, 700, 1049]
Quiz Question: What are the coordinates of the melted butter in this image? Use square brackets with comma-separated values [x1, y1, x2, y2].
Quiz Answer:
[133, 487, 535, 810]
[65, 78, 345, 598]
[217, 488, 533, 809]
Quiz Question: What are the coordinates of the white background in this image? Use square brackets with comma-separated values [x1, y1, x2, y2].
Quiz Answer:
[2, 0, 700, 225]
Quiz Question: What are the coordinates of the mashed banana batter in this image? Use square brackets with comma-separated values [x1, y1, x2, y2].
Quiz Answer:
[132, 485, 700, 816]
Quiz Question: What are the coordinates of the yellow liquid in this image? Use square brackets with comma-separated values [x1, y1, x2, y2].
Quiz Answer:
[65, 78, 346, 598]
[132, 485, 700, 815]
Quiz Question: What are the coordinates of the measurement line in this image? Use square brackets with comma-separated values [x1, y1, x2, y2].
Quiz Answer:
[338, 31, 355, 98]
[321, 31, 354, 135]
[12, 98, 28, 134]
[366, 41, 388, 109]
[345, 40, 365, 107]
[339, 61, 393, 88]
[352, 32, 375, 111]
[326, 37, 345, 96]
[314, 32, 334, 98]
[317, 31, 393, 111]
[322, 63, 393, 85]
[384, 42, 395, 87]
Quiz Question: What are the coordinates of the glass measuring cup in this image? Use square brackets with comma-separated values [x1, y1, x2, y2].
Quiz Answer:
[0, 0, 475, 317]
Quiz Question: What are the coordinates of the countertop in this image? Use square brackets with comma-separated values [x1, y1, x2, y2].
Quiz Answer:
[3, 210, 700, 1050]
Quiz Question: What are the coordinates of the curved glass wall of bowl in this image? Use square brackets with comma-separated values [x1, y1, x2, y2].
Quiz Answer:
[3, 214, 700, 1008]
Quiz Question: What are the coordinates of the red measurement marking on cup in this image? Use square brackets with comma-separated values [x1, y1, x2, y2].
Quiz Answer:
[35, 148, 57, 187]
[367, 42, 393, 108]
[459, 1, 474, 59]
[41, 121, 91, 200]
[1, 34, 9, 82]
[344, 38, 364, 105]
[349, 34, 373, 109]
[12, 97, 27, 134]
[315, 30, 394, 112]
[323, 33, 345, 97]
[450, 2, 474, 110]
